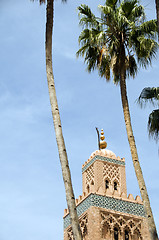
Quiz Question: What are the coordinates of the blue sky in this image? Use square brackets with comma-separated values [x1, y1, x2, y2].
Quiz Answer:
[0, 0, 159, 239]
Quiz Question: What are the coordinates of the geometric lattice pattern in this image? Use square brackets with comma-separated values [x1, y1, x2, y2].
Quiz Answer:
[82, 155, 125, 173]
[66, 214, 88, 240]
[103, 162, 120, 184]
[80, 214, 88, 238]
[101, 212, 143, 239]
[63, 193, 146, 229]
[86, 165, 94, 185]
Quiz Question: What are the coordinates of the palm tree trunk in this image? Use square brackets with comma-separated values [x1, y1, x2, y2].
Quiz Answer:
[119, 47, 158, 240]
[45, 0, 82, 239]
[155, 0, 159, 39]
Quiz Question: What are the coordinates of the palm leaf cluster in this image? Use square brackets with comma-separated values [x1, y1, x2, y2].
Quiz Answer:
[77, 0, 158, 84]
[138, 87, 159, 141]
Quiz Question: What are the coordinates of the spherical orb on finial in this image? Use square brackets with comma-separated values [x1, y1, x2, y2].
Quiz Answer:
[99, 129, 107, 149]
[100, 129, 105, 141]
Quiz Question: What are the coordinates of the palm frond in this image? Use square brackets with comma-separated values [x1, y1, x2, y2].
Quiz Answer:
[117, 12, 129, 30]
[78, 5, 99, 28]
[108, 35, 119, 56]
[126, 55, 138, 78]
[78, 28, 106, 51]
[98, 55, 111, 80]
[131, 4, 145, 21]
[78, 29, 92, 44]
[76, 45, 89, 58]
[99, 4, 117, 26]
[121, 0, 138, 18]
[100, 4, 117, 15]
[85, 46, 100, 72]
[106, 0, 118, 8]
[136, 37, 158, 68]
[148, 109, 159, 141]
[112, 54, 120, 84]
[138, 87, 159, 106]
[139, 20, 158, 38]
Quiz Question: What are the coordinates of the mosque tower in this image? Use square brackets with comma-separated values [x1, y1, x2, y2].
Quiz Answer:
[63, 130, 150, 239]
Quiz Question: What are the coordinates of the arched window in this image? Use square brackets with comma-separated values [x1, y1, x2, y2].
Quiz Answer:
[105, 180, 109, 189]
[102, 223, 111, 239]
[87, 185, 90, 193]
[83, 225, 87, 237]
[114, 182, 117, 191]
[91, 180, 94, 185]
[114, 227, 119, 240]
[134, 229, 141, 240]
[125, 230, 129, 240]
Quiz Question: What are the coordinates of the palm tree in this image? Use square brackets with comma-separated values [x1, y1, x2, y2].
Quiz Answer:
[77, 0, 158, 239]
[32, 0, 82, 239]
[138, 87, 159, 141]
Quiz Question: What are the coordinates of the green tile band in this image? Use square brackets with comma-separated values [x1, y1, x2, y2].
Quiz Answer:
[63, 193, 145, 229]
[82, 155, 125, 173]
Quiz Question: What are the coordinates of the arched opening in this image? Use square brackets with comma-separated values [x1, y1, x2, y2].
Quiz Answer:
[105, 180, 109, 189]
[83, 225, 87, 238]
[125, 230, 129, 240]
[102, 222, 111, 239]
[91, 180, 94, 185]
[114, 182, 117, 191]
[134, 229, 141, 240]
[67, 228, 73, 240]
[87, 185, 90, 193]
[114, 227, 119, 240]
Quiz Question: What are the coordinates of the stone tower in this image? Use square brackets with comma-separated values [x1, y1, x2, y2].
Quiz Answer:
[63, 131, 150, 240]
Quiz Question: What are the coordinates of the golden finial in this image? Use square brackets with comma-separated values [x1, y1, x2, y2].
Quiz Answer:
[99, 129, 107, 149]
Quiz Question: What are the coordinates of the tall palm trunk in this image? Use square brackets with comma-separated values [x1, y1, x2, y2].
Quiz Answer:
[45, 0, 82, 239]
[155, 0, 159, 39]
[119, 46, 158, 240]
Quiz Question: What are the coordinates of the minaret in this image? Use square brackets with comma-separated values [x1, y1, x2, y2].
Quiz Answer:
[82, 129, 127, 201]
[63, 130, 150, 240]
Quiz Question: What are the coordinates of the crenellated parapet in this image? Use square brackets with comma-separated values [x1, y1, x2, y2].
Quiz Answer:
[63, 193, 145, 230]
[63, 191, 143, 219]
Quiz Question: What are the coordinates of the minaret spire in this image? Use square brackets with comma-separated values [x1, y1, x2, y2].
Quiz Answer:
[99, 129, 107, 149]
